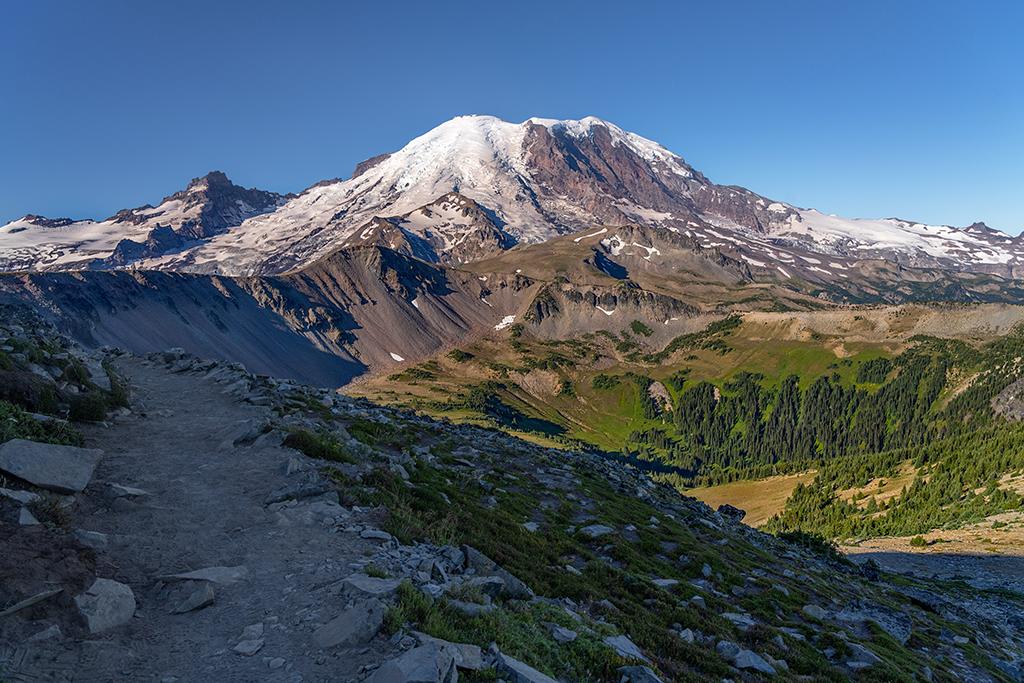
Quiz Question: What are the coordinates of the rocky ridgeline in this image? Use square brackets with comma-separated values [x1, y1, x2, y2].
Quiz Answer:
[1, 337, 1023, 681]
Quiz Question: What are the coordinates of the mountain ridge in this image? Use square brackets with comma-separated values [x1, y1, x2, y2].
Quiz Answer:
[3, 115, 1019, 282]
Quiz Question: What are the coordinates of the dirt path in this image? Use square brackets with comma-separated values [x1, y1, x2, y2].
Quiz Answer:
[19, 356, 388, 682]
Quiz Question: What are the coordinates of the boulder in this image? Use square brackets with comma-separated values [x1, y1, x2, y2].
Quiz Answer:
[368, 642, 457, 682]
[802, 604, 828, 620]
[717, 504, 746, 522]
[461, 546, 533, 600]
[579, 524, 615, 539]
[312, 598, 385, 649]
[604, 635, 650, 663]
[343, 573, 403, 599]
[734, 649, 775, 674]
[618, 665, 665, 683]
[74, 578, 136, 633]
[170, 581, 215, 613]
[494, 651, 559, 683]
[0, 439, 103, 493]
[0, 487, 41, 505]
[413, 632, 484, 670]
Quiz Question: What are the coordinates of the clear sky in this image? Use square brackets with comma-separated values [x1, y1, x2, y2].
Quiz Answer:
[2, 1, 1021, 231]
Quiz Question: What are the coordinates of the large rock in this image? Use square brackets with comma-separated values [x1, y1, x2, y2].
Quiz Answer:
[74, 578, 136, 633]
[618, 665, 665, 683]
[368, 642, 457, 683]
[413, 632, 484, 670]
[733, 649, 775, 674]
[343, 573, 403, 599]
[494, 652, 559, 683]
[0, 439, 103, 493]
[461, 546, 533, 600]
[578, 524, 615, 539]
[170, 581, 215, 613]
[604, 635, 650, 664]
[312, 598, 385, 649]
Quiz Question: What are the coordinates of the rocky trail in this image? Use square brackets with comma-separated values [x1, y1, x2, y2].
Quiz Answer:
[2, 356, 401, 682]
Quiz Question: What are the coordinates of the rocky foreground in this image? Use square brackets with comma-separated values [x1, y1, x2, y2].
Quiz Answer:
[1, 319, 1023, 681]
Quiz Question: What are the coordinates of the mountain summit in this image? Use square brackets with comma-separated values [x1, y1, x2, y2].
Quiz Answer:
[2, 115, 1020, 278]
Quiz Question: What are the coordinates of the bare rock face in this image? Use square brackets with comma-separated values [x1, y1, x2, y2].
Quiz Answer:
[110, 171, 288, 240]
[74, 578, 136, 633]
[0, 439, 103, 493]
[347, 193, 517, 265]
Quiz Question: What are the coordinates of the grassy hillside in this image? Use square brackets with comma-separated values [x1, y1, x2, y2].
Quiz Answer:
[351, 304, 1024, 541]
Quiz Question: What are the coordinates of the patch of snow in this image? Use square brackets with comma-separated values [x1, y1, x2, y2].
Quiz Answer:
[389, 352, 405, 362]
[494, 315, 516, 330]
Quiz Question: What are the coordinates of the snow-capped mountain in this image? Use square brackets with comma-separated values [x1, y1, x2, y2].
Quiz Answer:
[2, 115, 1021, 279]
[0, 172, 287, 271]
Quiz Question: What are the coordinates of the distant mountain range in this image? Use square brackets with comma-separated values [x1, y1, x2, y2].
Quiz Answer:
[3, 115, 1021, 277]
[2, 115, 1023, 382]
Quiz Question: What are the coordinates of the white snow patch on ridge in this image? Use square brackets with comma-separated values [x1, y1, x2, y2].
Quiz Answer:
[495, 315, 516, 331]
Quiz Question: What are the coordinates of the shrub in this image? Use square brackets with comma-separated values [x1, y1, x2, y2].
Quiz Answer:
[283, 429, 354, 463]
[629, 320, 653, 337]
[0, 400, 82, 446]
[69, 392, 108, 422]
[447, 349, 474, 363]
[909, 535, 927, 547]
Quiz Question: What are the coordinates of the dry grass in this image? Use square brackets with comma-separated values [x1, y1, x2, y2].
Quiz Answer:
[683, 471, 817, 527]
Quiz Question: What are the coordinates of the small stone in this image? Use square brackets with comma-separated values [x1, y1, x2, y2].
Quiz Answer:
[802, 604, 828, 620]
[734, 649, 775, 674]
[18, 507, 40, 526]
[242, 623, 264, 640]
[579, 524, 614, 539]
[234, 639, 264, 656]
[268, 657, 286, 670]
[74, 578, 136, 634]
[548, 624, 578, 643]
[360, 528, 394, 542]
[170, 582, 215, 614]
[522, 521, 539, 533]
[74, 529, 110, 550]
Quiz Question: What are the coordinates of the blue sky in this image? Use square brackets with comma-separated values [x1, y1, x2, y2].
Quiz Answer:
[2, 1, 1021, 231]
